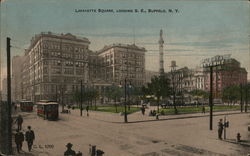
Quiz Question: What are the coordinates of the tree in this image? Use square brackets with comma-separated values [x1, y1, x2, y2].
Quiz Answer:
[131, 87, 143, 107]
[222, 85, 240, 105]
[92, 89, 99, 110]
[146, 75, 171, 113]
[72, 90, 81, 107]
[105, 85, 123, 112]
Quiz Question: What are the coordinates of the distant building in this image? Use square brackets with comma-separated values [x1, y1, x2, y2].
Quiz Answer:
[22, 32, 90, 103]
[12, 55, 25, 101]
[194, 67, 206, 91]
[145, 70, 159, 83]
[202, 55, 248, 97]
[168, 67, 196, 93]
[97, 43, 146, 87]
[1, 78, 7, 101]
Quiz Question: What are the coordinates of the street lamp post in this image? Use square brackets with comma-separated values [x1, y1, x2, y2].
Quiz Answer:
[170, 61, 178, 114]
[120, 78, 131, 123]
[209, 66, 213, 130]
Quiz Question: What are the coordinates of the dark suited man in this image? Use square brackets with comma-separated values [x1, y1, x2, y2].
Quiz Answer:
[14, 129, 24, 153]
[64, 143, 76, 156]
[25, 126, 35, 152]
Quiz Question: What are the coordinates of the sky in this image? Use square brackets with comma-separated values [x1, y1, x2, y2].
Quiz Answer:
[0, 0, 249, 89]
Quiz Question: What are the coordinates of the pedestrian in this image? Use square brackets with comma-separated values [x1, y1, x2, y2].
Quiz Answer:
[15, 115, 23, 131]
[14, 129, 24, 153]
[202, 105, 205, 114]
[64, 143, 76, 156]
[141, 106, 145, 115]
[218, 119, 224, 139]
[142, 107, 145, 115]
[86, 105, 89, 116]
[25, 126, 35, 152]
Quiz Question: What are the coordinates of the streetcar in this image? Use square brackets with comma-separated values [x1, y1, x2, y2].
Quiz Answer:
[36, 101, 59, 120]
[20, 100, 34, 112]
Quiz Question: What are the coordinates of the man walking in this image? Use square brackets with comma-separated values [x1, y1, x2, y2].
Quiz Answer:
[218, 119, 224, 139]
[25, 126, 35, 152]
[15, 115, 23, 131]
[141, 106, 145, 115]
[202, 105, 205, 114]
[15, 129, 24, 153]
[86, 105, 89, 116]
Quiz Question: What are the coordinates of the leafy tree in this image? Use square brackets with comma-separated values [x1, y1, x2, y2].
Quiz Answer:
[105, 85, 123, 112]
[92, 89, 99, 110]
[73, 89, 89, 108]
[130, 87, 143, 107]
[146, 75, 171, 113]
[222, 85, 240, 105]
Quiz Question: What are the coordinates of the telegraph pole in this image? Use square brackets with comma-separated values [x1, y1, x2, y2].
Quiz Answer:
[5, 37, 12, 154]
[202, 55, 229, 130]
[209, 66, 213, 130]
[124, 78, 128, 123]
[80, 80, 83, 116]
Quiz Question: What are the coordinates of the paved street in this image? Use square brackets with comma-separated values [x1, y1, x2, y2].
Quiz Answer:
[13, 107, 250, 156]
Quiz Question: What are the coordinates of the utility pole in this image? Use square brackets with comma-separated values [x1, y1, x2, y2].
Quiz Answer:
[209, 66, 213, 130]
[202, 55, 230, 130]
[80, 80, 83, 116]
[223, 116, 226, 139]
[3, 37, 12, 154]
[124, 78, 128, 123]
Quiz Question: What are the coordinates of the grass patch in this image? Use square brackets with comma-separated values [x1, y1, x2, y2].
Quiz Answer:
[74, 105, 140, 114]
[159, 105, 241, 115]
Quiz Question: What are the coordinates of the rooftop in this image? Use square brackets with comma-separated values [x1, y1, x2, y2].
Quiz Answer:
[98, 43, 146, 54]
[28, 32, 90, 51]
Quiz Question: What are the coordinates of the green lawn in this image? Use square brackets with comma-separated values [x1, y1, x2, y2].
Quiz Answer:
[74, 105, 140, 114]
[159, 105, 241, 115]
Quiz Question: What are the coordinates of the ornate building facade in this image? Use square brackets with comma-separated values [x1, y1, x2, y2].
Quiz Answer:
[97, 44, 146, 87]
[12, 55, 25, 102]
[22, 32, 90, 103]
[21, 33, 147, 103]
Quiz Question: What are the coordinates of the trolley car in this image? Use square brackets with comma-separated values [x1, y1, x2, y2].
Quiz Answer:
[20, 101, 34, 112]
[36, 101, 59, 120]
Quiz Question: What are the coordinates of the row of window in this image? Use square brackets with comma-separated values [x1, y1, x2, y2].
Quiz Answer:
[42, 42, 88, 52]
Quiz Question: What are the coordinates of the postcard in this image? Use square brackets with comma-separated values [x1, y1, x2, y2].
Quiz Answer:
[0, 0, 249, 156]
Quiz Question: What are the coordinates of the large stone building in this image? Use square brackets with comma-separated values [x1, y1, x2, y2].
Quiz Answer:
[1, 78, 7, 101]
[21, 33, 147, 103]
[22, 32, 90, 103]
[12, 55, 25, 102]
[194, 67, 206, 91]
[168, 66, 196, 93]
[97, 44, 146, 86]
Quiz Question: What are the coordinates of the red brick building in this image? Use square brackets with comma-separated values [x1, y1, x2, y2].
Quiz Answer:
[204, 58, 247, 98]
